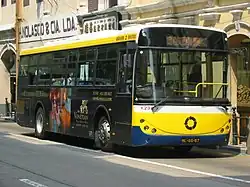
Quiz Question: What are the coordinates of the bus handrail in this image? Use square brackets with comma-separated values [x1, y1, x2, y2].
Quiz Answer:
[173, 90, 196, 93]
[173, 82, 229, 97]
[195, 82, 229, 97]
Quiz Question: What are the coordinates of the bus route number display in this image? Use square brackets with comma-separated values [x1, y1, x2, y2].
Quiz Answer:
[166, 36, 208, 48]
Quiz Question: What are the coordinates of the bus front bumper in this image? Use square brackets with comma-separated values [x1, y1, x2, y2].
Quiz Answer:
[131, 126, 229, 147]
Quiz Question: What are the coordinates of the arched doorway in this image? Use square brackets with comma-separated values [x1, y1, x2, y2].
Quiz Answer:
[228, 33, 250, 144]
[0, 44, 16, 115]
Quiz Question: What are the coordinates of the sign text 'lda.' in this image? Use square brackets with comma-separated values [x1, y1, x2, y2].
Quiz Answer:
[21, 16, 78, 42]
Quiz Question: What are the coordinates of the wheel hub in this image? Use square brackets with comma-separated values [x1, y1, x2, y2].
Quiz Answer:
[36, 113, 43, 134]
[98, 119, 110, 144]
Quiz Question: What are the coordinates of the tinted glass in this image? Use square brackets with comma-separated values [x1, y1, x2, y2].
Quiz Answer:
[138, 27, 228, 51]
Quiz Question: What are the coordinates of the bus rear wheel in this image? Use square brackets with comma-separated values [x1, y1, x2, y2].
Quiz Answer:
[35, 107, 47, 139]
[94, 116, 113, 152]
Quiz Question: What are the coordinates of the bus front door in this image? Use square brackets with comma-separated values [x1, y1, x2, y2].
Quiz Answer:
[112, 51, 133, 146]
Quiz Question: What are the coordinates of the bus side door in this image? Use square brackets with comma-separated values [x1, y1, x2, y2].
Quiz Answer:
[112, 49, 134, 146]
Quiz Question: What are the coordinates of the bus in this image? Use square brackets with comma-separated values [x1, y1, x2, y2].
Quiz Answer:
[16, 24, 232, 152]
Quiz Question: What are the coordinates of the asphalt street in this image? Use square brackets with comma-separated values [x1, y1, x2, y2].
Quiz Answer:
[0, 121, 250, 187]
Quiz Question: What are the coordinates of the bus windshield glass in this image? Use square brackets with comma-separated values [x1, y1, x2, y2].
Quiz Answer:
[134, 49, 228, 103]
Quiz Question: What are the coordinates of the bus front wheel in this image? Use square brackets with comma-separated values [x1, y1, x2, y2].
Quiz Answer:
[94, 116, 113, 152]
[35, 107, 47, 139]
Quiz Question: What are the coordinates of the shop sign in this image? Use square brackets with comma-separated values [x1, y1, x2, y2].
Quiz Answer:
[20, 14, 78, 42]
[81, 11, 121, 34]
[83, 16, 118, 34]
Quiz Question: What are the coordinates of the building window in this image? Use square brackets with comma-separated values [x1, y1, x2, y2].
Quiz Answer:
[23, 0, 29, 6]
[1, 0, 7, 7]
[11, 0, 16, 4]
[88, 0, 98, 12]
[109, 0, 117, 8]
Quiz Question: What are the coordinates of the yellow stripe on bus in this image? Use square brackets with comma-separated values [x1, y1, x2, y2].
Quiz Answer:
[20, 33, 137, 56]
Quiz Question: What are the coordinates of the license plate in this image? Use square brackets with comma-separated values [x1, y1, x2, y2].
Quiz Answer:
[181, 137, 200, 144]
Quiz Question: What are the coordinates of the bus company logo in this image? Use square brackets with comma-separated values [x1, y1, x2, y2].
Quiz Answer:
[79, 100, 88, 114]
[184, 116, 197, 130]
[73, 100, 88, 125]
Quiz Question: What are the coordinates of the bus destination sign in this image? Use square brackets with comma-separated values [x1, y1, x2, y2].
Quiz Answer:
[166, 36, 208, 48]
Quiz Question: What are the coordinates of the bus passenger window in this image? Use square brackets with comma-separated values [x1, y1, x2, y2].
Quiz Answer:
[67, 50, 77, 86]
[20, 57, 29, 77]
[95, 46, 117, 86]
[67, 72, 75, 86]
[50, 51, 68, 86]
[36, 53, 52, 86]
[37, 67, 51, 86]
[19, 55, 35, 86]
[96, 60, 116, 86]
[51, 64, 67, 86]
[77, 62, 94, 86]
[27, 66, 37, 85]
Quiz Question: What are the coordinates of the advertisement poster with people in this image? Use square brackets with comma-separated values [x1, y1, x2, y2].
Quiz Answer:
[49, 88, 71, 133]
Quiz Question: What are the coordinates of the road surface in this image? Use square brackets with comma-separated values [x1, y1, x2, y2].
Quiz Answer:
[0, 121, 250, 187]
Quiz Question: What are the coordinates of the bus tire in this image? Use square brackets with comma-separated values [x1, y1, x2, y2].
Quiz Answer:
[35, 107, 47, 139]
[94, 116, 113, 152]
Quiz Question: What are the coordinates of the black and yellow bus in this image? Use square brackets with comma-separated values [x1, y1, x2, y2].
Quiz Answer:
[17, 24, 232, 152]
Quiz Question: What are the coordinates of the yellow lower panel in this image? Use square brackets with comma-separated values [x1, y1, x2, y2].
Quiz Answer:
[132, 112, 231, 136]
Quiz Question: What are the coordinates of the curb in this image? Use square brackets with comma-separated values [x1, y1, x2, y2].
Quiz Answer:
[0, 117, 16, 123]
[219, 145, 248, 155]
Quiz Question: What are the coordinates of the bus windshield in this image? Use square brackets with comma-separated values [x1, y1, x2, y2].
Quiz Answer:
[134, 49, 228, 103]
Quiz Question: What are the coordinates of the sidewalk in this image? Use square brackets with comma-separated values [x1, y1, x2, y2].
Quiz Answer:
[219, 144, 248, 155]
[0, 114, 16, 122]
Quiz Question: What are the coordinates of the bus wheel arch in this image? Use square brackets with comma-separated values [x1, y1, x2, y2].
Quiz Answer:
[93, 106, 113, 151]
[94, 106, 111, 125]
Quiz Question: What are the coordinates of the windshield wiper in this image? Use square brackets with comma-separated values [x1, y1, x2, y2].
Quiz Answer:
[151, 97, 169, 113]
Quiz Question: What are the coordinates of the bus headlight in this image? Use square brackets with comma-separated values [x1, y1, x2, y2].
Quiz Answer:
[151, 128, 157, 133]
[220, 128, 224, 133]
[144, 125, 149, 130]
[140, 119, 145, 123]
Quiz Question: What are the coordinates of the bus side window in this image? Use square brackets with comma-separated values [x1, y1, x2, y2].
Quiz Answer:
[19, 55, 37, 86]
[77, 48, 96, 86]
[37, 53, 52, 86]
[96, 46, 116, 86]
[51, 51, 68, 86]
[118, 52, 133, 93]
[28, 55, 38, 86]
[67, 50, 77, 86]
